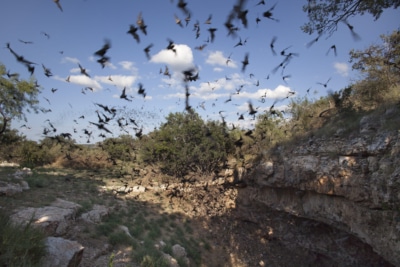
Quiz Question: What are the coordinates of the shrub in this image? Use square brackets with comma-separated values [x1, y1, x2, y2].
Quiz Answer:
[140, 111, 234, 177]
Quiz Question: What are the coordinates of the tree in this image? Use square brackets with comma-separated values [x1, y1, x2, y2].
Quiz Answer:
[0, 63, 42, 135]
[0, 128, 25, 162]
[302, 0, 400, 36]
[349, 30, 400, 108]
[101, 135, 136, 162]
[140, 111, 234, 177]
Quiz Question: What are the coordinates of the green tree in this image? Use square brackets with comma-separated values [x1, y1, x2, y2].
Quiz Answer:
[254, 109, 287, 148]
[349, 30, 400, 109]
[101, 135, 136, 162]
[0, 63, 42, 135]
[0, 128, 25, 162]
[302, 0, 400, 36]
[140, 111, 233, 177]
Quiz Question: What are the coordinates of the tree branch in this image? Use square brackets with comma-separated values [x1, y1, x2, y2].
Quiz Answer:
[0, 106, 9, 136]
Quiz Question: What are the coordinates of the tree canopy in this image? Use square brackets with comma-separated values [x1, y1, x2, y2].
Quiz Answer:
[302, 0, 400, 36]
[140, 111, 234, 177]
[349, 30, 400, 108]
[0, 63, 42, 135]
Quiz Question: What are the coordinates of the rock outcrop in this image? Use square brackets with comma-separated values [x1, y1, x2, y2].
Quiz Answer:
[11, 198, 81, 236]
[245, 111, 400, 266]
[42, 237, 84, 267]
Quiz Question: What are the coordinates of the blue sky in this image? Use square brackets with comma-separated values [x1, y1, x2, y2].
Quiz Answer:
[1, 0, 399, 143]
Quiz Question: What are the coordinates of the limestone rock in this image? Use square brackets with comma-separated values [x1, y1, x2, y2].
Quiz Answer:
[171, 244, 190, 265]
[250, 125, 400, 266]
[11, 198, 81, 236]
[0, 181, 23, 196]
[42, 237, 84, 267]
[80, 204, 109, 224]
[172, 244, 186, 259]
[161, 253, 179, 267]
[132, 185, 146, 193]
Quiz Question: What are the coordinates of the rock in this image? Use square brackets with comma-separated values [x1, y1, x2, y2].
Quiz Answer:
[359, 114, 380, 134]
[250, 126, 400, 266]
[118, 225, 133, 238]
[0, 181, 23, 196]
[0, 161, 19, 167]
[132, 185, 146, 193]
[171, 244, 190, 265]
[161, 253, 179, 267]
[42, 237, 84, 267]
[80, 204, 109, 224]
[13, 167, 32, 179]
[172, 244, 187, 259]
[19, 180, 30, 190]
[11, 198, 81, 236]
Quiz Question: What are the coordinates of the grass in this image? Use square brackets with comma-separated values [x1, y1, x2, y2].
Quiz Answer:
[92, 204, 204, 266]
[0, 210, 47, 267]
[0, 165, 209, 266]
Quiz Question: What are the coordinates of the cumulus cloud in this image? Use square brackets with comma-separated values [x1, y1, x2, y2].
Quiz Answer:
[263, 85, 293, 99]
[334, 62, 349, 77]
[205, 51, 237, 68]
[61, 57, 80, 64]
[119, 61, 138, 72]
[151, 44, 195, 72]
[95, 75, 137, 89]
[67, 75, 102, 91]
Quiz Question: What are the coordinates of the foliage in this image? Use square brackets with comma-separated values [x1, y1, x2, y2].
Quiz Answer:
[286, 96, 332, 134]
[348, 30, 400, 109]
[254, 109, 288, 149]
[0, 210, 47, 267]
[16, 140, 55, 168]
[140, 111, 234, 177]
[0, 128, 25, 162]
[101, 135, 137, 162]
[302, 0, 400, 36]
[0, 63, 42, 136]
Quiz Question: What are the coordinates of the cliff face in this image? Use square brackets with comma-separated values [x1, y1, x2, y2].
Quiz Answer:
[243, 107, 400, 266]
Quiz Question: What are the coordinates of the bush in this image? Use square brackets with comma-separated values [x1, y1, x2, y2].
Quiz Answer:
[140, 111, 234, 177]
[17, 140, 54, 168]
[101, 135, 137, 162]
[0, 128, 25, 162]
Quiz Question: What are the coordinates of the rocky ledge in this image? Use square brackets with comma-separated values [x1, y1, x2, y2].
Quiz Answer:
[244, 109, 400, 266]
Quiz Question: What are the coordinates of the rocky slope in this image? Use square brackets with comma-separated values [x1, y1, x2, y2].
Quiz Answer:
[241, 107, 400, 266]
[1, 107, 399, 266]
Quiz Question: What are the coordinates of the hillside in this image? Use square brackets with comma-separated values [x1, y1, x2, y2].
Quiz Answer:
[1, 103, 399, 266]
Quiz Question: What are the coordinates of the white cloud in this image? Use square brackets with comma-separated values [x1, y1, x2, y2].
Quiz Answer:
[262, 85, 293, 99]
[61, 57, 80, 64]
[205, 51, 237, 68]
[67, 75, 102, 91]
[69, 67, 81, 74]
[119, 61, 138, 72]
[334, 62, 349, 77]
[95, 75, 137, 89]
[151, 44, 195, 72]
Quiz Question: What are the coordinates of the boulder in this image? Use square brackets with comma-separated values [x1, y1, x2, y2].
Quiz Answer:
[0, 181, 23, 196]
[80, 204, 109, 224]
[11, 198, 81, 236]
[171, 244, 190, 265]
[42, 237, 84, 267]
[132, 185, 146, 193]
